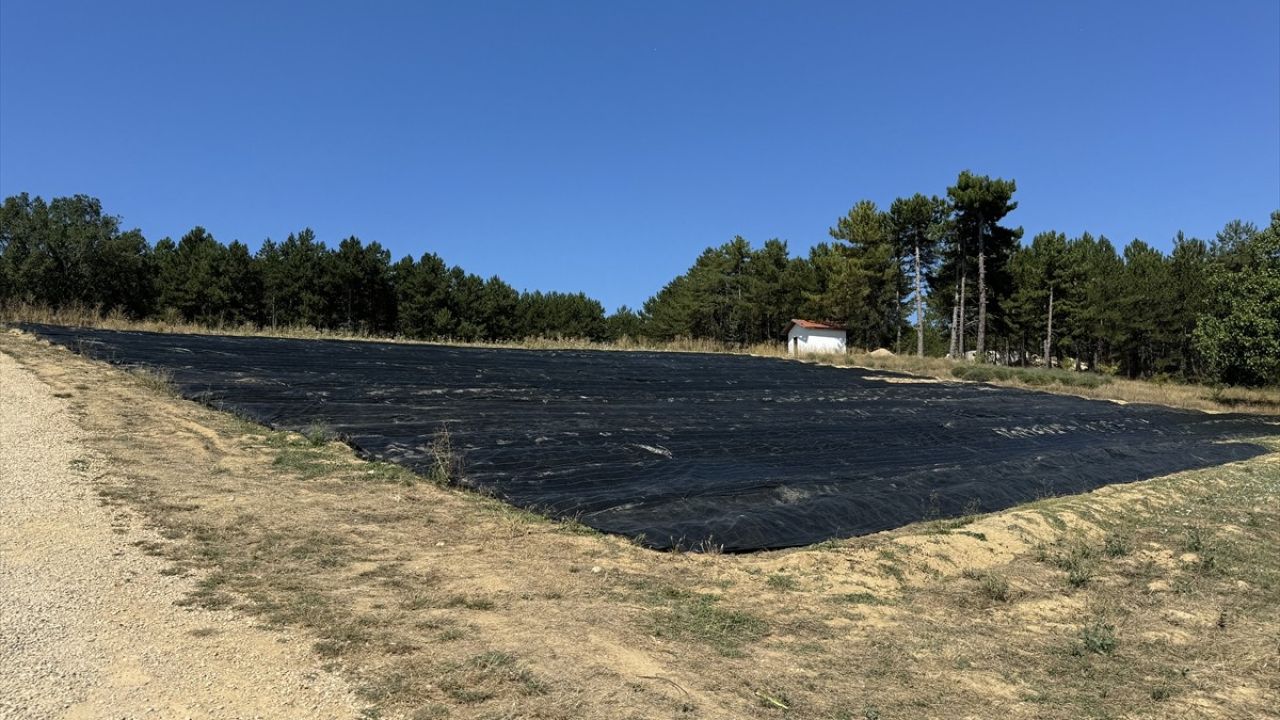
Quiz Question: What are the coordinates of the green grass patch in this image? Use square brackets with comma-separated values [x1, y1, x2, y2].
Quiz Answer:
[951, 364, 1111, 388]
[646, 586, 767, 656]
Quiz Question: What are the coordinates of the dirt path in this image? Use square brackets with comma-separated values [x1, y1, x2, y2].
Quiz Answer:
[0, 352, 360, 720]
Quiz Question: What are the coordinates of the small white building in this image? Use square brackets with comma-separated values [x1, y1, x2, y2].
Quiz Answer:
[784, 319, 847, 355]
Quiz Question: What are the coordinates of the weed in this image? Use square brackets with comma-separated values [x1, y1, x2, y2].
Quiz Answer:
[129, 365, 177, 396]
[271, 444, 337, 480]
[411, 705, 449, 720]
[1078, 620, 1118, 655]
[315, 639, 345, 658]
[767, 573, 798, 591]
[828, 592, 887, 606]
[1183, 526, 1205, 552]
[438, 627, 466, 642]
[1032, 542, 1050, 563]
[878, 562, 906, 582]
[1053, 541, 1096, 588]
[647, 587, 766, 656]
[1194, 551, 1219, 575]
[303, 422, 333, 446]
[287, 532, 351, 568]
[437, 651, 547, 703]
[178, 573, 235, 610]
[1103, 533, 1131, 557]
[978, 573, 1011, 602]
[695, 537, 725, 554]
[1067, 565, 1095, 588]
[427, 425, 461, 484]
[442, 595, 495, 611]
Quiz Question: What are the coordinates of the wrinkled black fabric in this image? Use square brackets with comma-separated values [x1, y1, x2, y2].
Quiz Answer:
[24, 324, 1275, 552]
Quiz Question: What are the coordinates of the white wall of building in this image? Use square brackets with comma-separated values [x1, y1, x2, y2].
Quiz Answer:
[787, 327, 847, 355]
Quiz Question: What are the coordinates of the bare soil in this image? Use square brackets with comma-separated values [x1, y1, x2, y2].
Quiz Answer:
[1, 329, 1277, 719]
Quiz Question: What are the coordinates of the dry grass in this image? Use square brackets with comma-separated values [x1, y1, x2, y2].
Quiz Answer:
[4, 328, 1279, 719]
[6, 301, 1278, 415]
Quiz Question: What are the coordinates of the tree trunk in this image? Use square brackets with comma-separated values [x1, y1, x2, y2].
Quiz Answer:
[1044, 284, 1054, 367]
[976, 213, 987, 358]
[958, 273, 967, 357]
[949, 290, 959, 358]
[915, 243, 925, 358]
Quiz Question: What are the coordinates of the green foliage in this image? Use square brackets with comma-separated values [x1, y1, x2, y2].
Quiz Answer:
[0, 193, 153, 316]
[4, 190, 1277, 389]
[1, 193, 617, 341]
[944, 171, 1022, 356]
[827, 200, 903, 350]
[950, 364, 1110, 388]
[643, 236, 810, 345]
[1194, 213, 1280, 387]
[1078, 620, 1118, 655]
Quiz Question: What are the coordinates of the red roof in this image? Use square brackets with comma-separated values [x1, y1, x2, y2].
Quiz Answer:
[785, 318, 846, 332]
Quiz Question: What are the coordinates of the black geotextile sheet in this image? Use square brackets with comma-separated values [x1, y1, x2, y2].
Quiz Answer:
[23, 324, 1277, 552]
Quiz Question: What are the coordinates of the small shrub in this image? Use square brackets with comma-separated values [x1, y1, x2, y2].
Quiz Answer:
[978, 573, 1011, 602]
[1067, 565, 1094, 588]
[1079, 620, 1118, 655]
[1053, 541, 1096, 588]
[1032, 542, 1050, 563]
[427, 425, 462, 484]
[1104, 533, 1131, 557]
[130, 365, 177, 396]
[303, 422, 332, 446]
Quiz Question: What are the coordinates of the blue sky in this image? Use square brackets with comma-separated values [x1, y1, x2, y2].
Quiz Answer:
[2, 1, 1277, 311]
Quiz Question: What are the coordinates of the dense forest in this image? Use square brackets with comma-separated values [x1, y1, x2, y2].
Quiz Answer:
[2, 171, 1277, 386]
[0, 193, 616, 342]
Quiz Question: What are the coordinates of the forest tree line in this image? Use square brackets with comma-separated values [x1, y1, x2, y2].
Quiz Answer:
[641, 172, 1278, 387]
[1, 176, 1277, 387]
[0, 193, 619, 342]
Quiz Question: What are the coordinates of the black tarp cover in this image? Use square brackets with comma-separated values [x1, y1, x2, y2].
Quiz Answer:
[24, 324, 1276, 551]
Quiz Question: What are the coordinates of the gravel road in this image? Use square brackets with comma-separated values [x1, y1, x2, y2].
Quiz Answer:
[0, 352, 361, 720]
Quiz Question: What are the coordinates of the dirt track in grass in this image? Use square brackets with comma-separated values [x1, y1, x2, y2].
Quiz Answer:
[2, 328, 1278, 719]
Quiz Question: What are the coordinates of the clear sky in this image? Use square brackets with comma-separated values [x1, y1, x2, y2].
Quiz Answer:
[2, 1, 1278, 311]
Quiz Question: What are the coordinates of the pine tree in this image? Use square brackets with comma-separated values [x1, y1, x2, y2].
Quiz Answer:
[946, 171, 1020, 358]
[889, 194, 948, 357]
